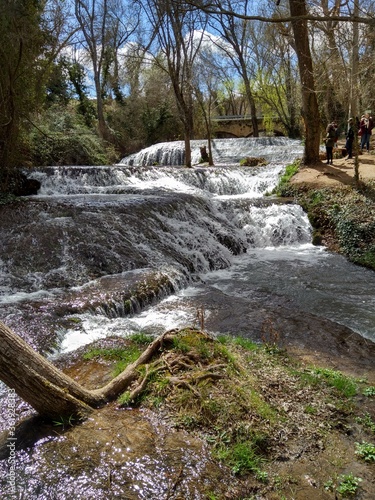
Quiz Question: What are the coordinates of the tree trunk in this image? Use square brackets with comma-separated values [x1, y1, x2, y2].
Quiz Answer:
[242, 71, 259, 137]
[289, 0, 321, 164]
[0, 321, 173, 421]
[0, 322, 100, 419]
[349, 0, 359, 121]
[184, 133, 192, 168]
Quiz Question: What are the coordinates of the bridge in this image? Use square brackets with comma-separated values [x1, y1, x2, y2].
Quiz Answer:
[211, 115, 287, 138]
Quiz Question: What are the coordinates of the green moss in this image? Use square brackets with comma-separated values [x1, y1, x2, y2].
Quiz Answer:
[83, 344, 142, 377]
[77, 328, 370, 495]
[271, 160, 300, 196]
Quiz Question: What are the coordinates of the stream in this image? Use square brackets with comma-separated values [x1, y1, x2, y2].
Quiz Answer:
[1, 137, 375, 498]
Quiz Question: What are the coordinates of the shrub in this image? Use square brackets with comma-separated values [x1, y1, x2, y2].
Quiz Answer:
[29, 132, 117, 166]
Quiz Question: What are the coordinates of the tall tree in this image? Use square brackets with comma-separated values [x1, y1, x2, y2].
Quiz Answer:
[0, 0, 46, 191]
[349, 0, 359, 120]
[288, 0, 321, 163]
[249, 18, 301, 138]
[141, 0, 208, 167]
[189, 0, 339, 162]
[209, 0, 260, 136]
[74, 0, 140, 140]
[74, 0, 112, 140]
[193, 68, 216, 164]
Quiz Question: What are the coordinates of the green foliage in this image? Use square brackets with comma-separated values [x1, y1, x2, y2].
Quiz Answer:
[233, 337, 259, 351]
[215, 440, 265, 475]
[354, 248, 375, 269]
[45, 60, 73, 105]
[63, 59, 97, 127]
[28, 129, 115, 166]
[304, 404, 317, 415]
[363, 386, 375, 397]
[118, 391, 132, 406]
[83, 344, 142, 377]
[299, 367, 357, 398]
[355, 413, 375, 434]
[355, 441, 375, 462]
[0, 0, 47, 187]
[52, 414, 77, 429]
[216, 334, 230, 344]
[0, 194, 18, 205]
[172, 336, 191, 353]
[129, 332, 153, 345]
[142, 103, 174, 146]
[292, 185, 375, 271]
[271, 160, 300, 196]
[308, 190, 326, 206]
[336, 473, 362, 496]
[83, 346, 134, 361]
[74, 328, 375, 497]
[324, 473, 362, 497]
[20, 100, 120, 167]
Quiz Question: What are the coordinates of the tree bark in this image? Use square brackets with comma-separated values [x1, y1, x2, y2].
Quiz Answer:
[0, 321, 172, 421]
[0, 321, 101, 419]
[289, 0, 321, 164]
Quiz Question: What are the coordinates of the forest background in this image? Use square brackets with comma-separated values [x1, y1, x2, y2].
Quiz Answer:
[1, 0, 374, 191]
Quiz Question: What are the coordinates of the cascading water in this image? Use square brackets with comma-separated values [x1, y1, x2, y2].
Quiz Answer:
[1, 137, 375, 498]
[1, 137, 375, 355]
[118, 137, 303, 167]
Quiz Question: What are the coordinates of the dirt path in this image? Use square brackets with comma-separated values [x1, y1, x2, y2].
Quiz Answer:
[291, 141, 375, 189]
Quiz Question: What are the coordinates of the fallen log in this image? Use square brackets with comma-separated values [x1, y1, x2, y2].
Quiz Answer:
[0, 320, 174, 421]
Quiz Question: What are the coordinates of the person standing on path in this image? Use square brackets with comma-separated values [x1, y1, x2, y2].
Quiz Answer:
[345, 118, 355, 159]
[360, 113, 374, 152]
[325, 123, 336, 165]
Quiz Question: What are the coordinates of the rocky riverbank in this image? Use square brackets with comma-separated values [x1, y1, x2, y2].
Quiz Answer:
[1, 328, 374, 499]
[285, 146, 375, 272]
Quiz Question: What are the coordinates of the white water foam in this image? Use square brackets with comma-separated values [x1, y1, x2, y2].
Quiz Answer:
[119, 137, 303, 166]
[3, 137, 373, 353]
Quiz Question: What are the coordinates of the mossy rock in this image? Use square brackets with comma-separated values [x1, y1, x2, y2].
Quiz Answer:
[240, 157, 268, 167]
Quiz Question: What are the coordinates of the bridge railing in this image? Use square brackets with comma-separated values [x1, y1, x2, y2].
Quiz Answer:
[211, 115, 278, 121]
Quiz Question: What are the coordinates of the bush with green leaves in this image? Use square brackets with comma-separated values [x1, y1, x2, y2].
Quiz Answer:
[24, 105, 118, 166]
[290, 184, 375, 271]
[363, 386, 375, 397]
[29, 131, 117, 166]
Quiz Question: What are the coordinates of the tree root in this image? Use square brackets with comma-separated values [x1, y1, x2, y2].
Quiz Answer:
[0, 322, 224, 422]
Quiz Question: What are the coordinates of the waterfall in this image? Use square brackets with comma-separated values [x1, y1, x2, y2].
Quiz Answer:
[6, 138, 307, 301]
[2, 136, 375, 355]
[118, 137, 303, 166]
[2, 136, 375, 500]
[25, 164, 285, 197]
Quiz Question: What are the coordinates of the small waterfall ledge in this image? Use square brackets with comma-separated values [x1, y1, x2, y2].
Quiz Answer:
[118, 137, 303, 167]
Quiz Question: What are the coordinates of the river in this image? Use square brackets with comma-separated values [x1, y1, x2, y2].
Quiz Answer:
[1, 137, 375, 497]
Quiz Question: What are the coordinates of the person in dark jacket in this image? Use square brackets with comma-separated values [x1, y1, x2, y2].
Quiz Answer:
[345, 118, 355, 159]
[360, 113, 374, 152]
[325, 123, 336, 165]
